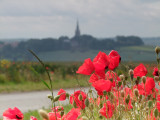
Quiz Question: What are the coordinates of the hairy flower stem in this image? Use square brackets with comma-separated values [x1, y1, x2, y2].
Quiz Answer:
[29, 50, 57, 120]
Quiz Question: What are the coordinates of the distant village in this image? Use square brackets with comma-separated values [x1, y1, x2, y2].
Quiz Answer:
[0, 21, 145, 61]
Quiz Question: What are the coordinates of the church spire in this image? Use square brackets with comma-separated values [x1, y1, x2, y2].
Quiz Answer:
[75, 20, 80, 37]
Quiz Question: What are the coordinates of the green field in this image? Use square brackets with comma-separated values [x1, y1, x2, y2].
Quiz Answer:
[37, 45, 156, 62]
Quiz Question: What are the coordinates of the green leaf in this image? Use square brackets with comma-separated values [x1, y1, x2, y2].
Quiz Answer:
[29, 66, 51, 90]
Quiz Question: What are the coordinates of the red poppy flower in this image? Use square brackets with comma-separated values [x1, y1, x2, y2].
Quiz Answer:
[76, 58, 94, 75]
[70, 90, 87, 109]
[48, 112, 61, 120]
[95, 70, 105, 79]
[133, 63, 148, 78]
[108, 50, 121, 70]
[57, 89, 66, 101]
[99, 101, 114, 119]
[153, 67, 159, 76]
[144, 77, 155, 94]
[89, 73, 99, 84]
[93, 51, 110, 71]
[30, 116, 37, 120]
[63, 108, 81, 120]
[105, 71, 121, 87]
[3, 107, 24, 120]
[92, 79, 112, 95]
[133, 84, 144, 95]
[52, 106, 64, 112]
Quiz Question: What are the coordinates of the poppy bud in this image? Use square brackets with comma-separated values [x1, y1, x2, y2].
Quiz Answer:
[85, 98, 89, 107]
[60, 111, 64, 117]
[99, 115, 103, 119]
[47, 94, 53, 99]
[154, 76, 159, 81]
[132, 100, 135, 106]
[121, 90, 125, 98]
[148, 100, 153, 108]
[127, 94, 130, 100]
[88, 89, 92, 93]
[89, 104, 94, 110]
[154, 108, 159, 118]
[139, 95, 142, 100]
[78, 94, 83, 101]
[118, 81, 122, 87]
[129, 69, 134, 76]
[110, 92, 114, 99]
[99, 102, 103, 108]
[155, 46, 160, 54]
[73, 100, 77, 108]
[125, 98, 129, 104]
[103, 90, 107, 96]
[53, 95, 60, 102]
[142, 76, 146, 84]
[135, 79, 139, 85]
[125, 76, 128, 81]
[38, 109, 49, 120]
[119, 75, 125, 81]
[123, 81, 126, 86]
[134, 88, 139, 97]
[66, 93, 70, 98]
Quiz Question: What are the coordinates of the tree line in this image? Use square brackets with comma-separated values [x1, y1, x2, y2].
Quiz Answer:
[0, 35, 144, 61]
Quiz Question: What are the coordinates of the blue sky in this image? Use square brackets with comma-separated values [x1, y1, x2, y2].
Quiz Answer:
[0, 0, 159, 38]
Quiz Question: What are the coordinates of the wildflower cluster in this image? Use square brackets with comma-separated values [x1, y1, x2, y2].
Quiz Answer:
[3, 47, 160, 120]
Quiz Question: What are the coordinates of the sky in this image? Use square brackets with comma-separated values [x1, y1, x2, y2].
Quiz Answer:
[0, 0, 160, 39]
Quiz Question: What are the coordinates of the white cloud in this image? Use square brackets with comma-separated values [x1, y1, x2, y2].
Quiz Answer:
[0, 0, 159, 38]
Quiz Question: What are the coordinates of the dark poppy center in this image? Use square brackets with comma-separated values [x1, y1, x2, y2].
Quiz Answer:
[155, 71, 159, 76]
[105, 66, 108, 70]
[119, 57, 121, 62]
[16, 115, 22, 119]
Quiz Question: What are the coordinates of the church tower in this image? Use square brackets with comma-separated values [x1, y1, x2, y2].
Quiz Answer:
[75, 20, 80, 37]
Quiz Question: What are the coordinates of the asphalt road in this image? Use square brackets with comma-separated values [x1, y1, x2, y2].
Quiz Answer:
[0, 87, 90, 117]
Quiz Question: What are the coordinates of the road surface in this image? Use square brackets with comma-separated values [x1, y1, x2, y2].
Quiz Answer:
[0, 87, 90, 117]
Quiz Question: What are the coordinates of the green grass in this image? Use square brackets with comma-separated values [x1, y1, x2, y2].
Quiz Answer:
[0, 75, 89, 93]
[120, 45, 154, 52]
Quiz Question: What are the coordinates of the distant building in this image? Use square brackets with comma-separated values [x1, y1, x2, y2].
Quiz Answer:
[75, 20, 81, 37]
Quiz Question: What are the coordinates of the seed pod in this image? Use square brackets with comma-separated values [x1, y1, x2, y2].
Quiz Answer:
[134, 88, 139, 97]
[154, 76, 159, 82]
[155, 46, 160, 54]
[53, 95, 60, 102]
[142, 76, 146, 84]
